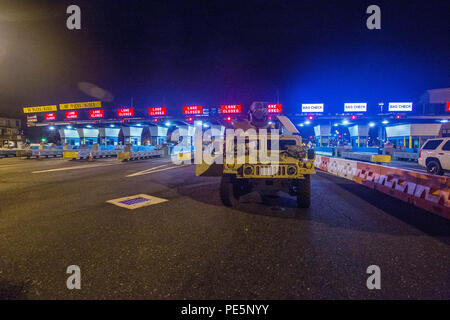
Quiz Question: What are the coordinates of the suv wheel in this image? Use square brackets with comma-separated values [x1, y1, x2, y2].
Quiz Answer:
[426, 160, 444, 175]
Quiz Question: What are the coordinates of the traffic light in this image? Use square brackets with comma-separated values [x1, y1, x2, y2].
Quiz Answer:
[308, 115, 314, 121]
[396, 115, 401, 119]
[351, 115, 357, 120]
[187, 117, 193, 122]
[225, 116, 232, 122]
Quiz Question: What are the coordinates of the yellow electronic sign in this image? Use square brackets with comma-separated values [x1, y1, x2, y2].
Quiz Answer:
[23, 105, 58, 113]
[59, 101, 102, 110]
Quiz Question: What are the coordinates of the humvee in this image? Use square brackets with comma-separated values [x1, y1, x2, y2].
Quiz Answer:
[196, 102, 315, 208]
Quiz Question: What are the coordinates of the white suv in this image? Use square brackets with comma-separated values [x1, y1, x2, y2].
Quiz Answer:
[418, 137, 450, 175]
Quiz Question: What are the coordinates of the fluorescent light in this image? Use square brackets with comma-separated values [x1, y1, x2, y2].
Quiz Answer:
[165, 121, 171, 127]
[49, 126, 55, 131]
[342, 120, 349, 125]
[304, 120, 311, 125]
[440, 119, 449, 123]
[369, 122, 375, 127]
[382, 120, 389, 125]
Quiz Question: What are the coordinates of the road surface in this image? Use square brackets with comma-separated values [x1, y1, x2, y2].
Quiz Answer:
[0, 157, 449, 299]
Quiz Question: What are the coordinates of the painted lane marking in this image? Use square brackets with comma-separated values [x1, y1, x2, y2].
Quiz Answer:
[125, 164, 169, 177]
[126, 164, 191, 177]
[32, 163, 121, 174]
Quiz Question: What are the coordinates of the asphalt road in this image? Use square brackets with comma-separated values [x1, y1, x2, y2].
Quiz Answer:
[0, 156, 449, 299]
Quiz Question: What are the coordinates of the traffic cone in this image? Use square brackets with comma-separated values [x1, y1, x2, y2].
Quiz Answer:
[89, 151, 93, 162]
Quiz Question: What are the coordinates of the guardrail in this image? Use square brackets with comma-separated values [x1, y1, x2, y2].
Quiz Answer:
[0, 149, 18, 158]
[393, 151, 419, 162]
[315, 155, 450, 220]
[341, 151, 391, 163]
[116, 149, 163, 161]
[63, 149, 121, 160]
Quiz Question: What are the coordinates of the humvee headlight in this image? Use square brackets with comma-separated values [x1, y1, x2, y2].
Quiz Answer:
[287, 166, 297, 175]
[305, 162, 312, 169]
[244, 166, 253, 175]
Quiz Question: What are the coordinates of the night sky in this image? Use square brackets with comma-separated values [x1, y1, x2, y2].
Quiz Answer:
[0, 0, 448, 118]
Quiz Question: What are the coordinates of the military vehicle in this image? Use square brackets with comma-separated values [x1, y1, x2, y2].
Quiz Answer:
[196, 102, 315, 208]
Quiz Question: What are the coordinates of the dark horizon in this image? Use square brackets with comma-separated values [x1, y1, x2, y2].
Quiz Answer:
[0, 0, 449, 119]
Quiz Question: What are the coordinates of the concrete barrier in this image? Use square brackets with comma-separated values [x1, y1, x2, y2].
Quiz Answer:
[117, 149, 163, 161]
[315, 155, 450, 220]
[393, 151, 419, 161]
[342, 151, 391, 163]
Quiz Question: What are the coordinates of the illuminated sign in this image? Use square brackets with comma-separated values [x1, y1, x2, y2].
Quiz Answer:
[220, 105, 241, 113]
[117, 108, 134, 117]
[446, 102, 450, 112]
[45, 113, 57, 121]
[183, 105, 202, 115]
[302, 103, 324, 113]
[27, 115, 38, 123]
[268, 104, 282, 113]
[23, 105, 57, 114]
[65, 111, 79, 119]
[89, 109, 104, 118]
[148, 107, 167, 116]
[344, 103, 367, 112]
[388, 102, 412, 112]
[60, 101, 102, 110]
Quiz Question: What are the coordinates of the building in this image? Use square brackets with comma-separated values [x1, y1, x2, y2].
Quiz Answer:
[0, 117, 23, 148]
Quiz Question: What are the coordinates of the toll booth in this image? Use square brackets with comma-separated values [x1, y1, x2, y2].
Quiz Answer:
[313, 125, 331, 146]
[385, 123, 442, 151]
[77, 128, 99, 146]
[58, 128, 80, 146]
[348, 125, 369, 148]
[99, 127, 120, 146]
[122, 126, 143, 146]
[149, 126, 169, 145]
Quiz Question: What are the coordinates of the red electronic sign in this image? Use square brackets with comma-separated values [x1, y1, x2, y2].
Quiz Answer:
[117, 108, 134, 117]
[183, 105, 202, 115]
[220, 105, 241, 114]
[446, 102, 450, 112]
[89, 109, 104, 118]
[268, 104, 282, 113]
[65, 111, 79, 119]
[45, 113, 56, 121]
[148, 107, 167, 116]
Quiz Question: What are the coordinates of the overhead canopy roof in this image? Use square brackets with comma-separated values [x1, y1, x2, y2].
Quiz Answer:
[419, 88, 450, 104]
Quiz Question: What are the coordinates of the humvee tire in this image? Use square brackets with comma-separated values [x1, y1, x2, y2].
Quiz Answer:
[296, 175, 311, 208]
[220, 175, 240, 207]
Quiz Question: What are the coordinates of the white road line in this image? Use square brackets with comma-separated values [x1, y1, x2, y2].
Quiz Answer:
[32, 163, 121, 174]
[126, 164, 191, 177]
[125, 164, 169, 177]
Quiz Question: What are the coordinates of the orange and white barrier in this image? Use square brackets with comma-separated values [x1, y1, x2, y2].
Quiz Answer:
[314, 155, 450, 220]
